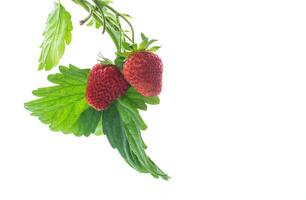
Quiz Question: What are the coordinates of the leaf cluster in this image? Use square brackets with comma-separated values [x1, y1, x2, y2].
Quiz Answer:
[25, 65, 168, 179]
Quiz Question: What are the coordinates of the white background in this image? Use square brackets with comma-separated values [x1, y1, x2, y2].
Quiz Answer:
[0, 0, 306, 199]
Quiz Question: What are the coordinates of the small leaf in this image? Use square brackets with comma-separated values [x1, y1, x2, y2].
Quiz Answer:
[86, 18, 102, 29]
[96, 21, 102, 29]
[147, 39, 158, 47]
[38, 2, 73, 70]
[122, 42, 132, 50]
[131, 43, 138, 50]
[143, 96, 160, 105]
[139, 34, 159, 50]
[139, 38, 149, 50]
[141, 32, 148, 41]
[149, 46, 161, 52]
[86, 19, 94, 26]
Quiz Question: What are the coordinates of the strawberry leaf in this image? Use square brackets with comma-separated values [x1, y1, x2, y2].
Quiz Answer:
[149, 46, 161, 52]
[143, 96, 160, 105]
[71, 107, 102, 137]
[139, 33, 149, 50]
[118, 98, 147, 130]
[124, 87, 160, 110]
[122, 42, 132, 51]
[38, 2, 73, 71]
[141, 32, 148, 41]
[25, 64, 101, 137]
[102, 102, 169, 180]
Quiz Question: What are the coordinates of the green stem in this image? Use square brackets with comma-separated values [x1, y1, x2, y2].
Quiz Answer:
[99, 8, 106, 34]
[116, 14, 123, 53]
[92, 0, 106, 34]
[104, 5, 135, 42]
[104, 17, 133, 42]
[79, 7, 93, 25]
[72, 0, 120, 51]
[96, 13, 120, 51]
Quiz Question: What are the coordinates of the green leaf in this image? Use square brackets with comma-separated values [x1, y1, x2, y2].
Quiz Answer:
[139, 33, 149, 50]
[86, 18, 102, 29]
[38, 2, 73, 70]
[71, 107, 102, 137]
[143, 96, 160, 105]
[25, 64, 101, 137]
[149, 46, 161, 52]
[141, 32, 148, 41]
[124, 87, 160, 110]
[118, 98, 147, 130]
[147, 39, 158, 47]
[103, 104, 142, 170]
[122, 42, 132, 50]
[103, 103, 169, 180]
[131, 43, 138, 50]
[139, 39, 149, 50]
[125, 90, 147, 110]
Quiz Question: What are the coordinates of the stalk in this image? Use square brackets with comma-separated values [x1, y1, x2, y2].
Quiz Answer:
[72, 0, 120, 51]
[72, 0, 135, 53]
[104, 4, 135, 42]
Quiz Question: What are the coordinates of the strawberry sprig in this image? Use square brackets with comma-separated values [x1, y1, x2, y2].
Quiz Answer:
[25, 0, 168, 180]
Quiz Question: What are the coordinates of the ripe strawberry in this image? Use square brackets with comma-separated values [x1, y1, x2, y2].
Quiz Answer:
[86, 64, 129, 110]
[123, 51, 163, 97]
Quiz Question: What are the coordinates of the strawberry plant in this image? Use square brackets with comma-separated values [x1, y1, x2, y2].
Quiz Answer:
[24, 0, 168, 180]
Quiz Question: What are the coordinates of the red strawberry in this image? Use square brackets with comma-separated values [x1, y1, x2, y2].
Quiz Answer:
[123, 51, 163, 97]
[86, 64, 129, 110]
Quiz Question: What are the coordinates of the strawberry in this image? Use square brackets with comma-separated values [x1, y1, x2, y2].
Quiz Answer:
[86, 64, 129, 110]
[123, 51, 163, 97]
